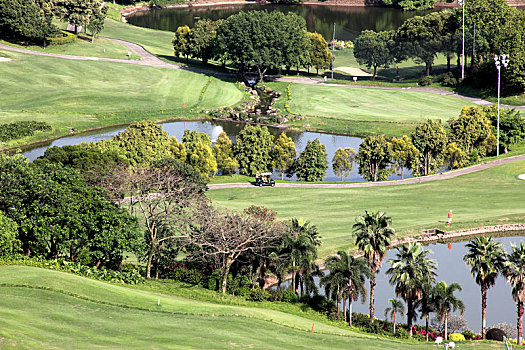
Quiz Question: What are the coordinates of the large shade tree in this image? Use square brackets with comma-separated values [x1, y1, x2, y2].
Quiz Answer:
[357, 135, 391, 182]
[411, 119, 448, 176]
[463, 236, 506, 339]
[353, 211, 395, 322]
[387, 242, 437, 336]
[353, 30, 394, 80]
[234, 124, 274, 176]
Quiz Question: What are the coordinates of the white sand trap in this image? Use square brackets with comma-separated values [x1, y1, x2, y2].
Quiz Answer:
[334, 66, 373, 77]
[518, 174, 525, 180]
[0, 57, 12, 62]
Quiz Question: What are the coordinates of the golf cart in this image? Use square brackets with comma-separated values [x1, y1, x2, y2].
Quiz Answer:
[255, 172, 275, 187]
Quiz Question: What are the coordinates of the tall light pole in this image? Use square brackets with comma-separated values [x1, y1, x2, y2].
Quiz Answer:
[331, 22, 335, 80]
[494, 54, 509, 157]
[458, 0, 465, 80]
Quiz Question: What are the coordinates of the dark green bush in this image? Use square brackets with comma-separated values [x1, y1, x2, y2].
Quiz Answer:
[440, 72, 458, 87]
[365, 320, 383, 334]
[163, 267, 206, 285]
[462, 329, 477, 340]
[227, 274, 251, 297]
[281, 288, 299, 303]
[394, 327, 410, 339]
[351, 312, 371, 327]
[418, 75, 433, 86]
[248, 288, 271, 302]
[0, 121, 51, 142]
[47, 30, 76, 45]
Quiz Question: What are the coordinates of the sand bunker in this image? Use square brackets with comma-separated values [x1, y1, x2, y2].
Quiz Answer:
[334, 66, 373, 77]
[0, 57, 12, 62]
[518, 174, 525, 180]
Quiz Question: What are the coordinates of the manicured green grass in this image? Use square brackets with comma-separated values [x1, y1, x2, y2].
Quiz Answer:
[1, 36, 138, 60]
[0, 266, 501, 349]
[0, 51, 243, 148]
[102, 19, 175, 57]
[208, 160, 525, 258]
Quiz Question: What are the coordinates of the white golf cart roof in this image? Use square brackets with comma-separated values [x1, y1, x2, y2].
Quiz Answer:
[260, 172, 272, 176]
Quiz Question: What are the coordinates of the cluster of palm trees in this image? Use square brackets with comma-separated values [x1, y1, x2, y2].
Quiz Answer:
[464, 236, 525, 345]
[321, 210, 525, 345]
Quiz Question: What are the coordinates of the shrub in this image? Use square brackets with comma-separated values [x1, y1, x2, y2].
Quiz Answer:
[248, 288, 271, 301]
[0, 121, 52, 142]
[164, 267, 206, 285]
[281, 288, 299, 303]
[47, 30, 76, 45]
[449, 333, 466, 341]
[351, 312, 371, 328]
[418, 75, 433, 86]
[228, 274, 251, 297]
[440, 72, 458, 86]
[366, 321, 384, 334]
[462, 329, 477, 340]
[412, 332, 426, 342]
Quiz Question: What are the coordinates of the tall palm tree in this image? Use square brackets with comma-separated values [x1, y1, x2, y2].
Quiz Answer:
[463, 236, 506, 338]
[320, 267, 346, 314]
[387, 242, 437, 336]
[415, 281, 436, 342]
[322, 251, 370, 326]
[504, 242, 525, 346]
[353, 211, 395, 322]
[384, 298, 405, 335]
[433, 281, 465, 340]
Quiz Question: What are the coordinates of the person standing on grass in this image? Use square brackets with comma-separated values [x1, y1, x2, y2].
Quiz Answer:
[447, 210, 453, 226]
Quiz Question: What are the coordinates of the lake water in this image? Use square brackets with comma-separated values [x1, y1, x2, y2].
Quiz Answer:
[282, 232, 525, 333]
[127, 4, 433, 41]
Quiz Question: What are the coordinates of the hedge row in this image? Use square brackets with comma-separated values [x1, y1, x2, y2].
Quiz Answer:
[0, 121, 52, 142]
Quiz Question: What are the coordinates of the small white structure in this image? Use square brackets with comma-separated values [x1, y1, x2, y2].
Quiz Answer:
[448, 341, 455, 349]
[435, 336, 443, 346]
[353, 76, 358, 82]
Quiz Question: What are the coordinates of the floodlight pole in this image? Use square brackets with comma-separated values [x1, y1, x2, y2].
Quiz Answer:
[494, 54, 509, 157]
[458, 0, 465, 80]
[331, 22, 335, 80]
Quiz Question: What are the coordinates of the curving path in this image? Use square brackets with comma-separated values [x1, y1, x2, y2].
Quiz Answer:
[1, 39, 524, 109]
[208, 154, 525, 189]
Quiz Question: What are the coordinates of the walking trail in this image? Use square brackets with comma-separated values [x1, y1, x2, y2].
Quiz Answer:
[1, 39, 524, 109]
[208, 154, 525, 189]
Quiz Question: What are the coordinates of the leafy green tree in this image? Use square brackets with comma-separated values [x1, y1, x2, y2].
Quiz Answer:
[332, 147, 356, 181]
[169, 136, 187, 163]
[294, 138, 328, 182]
[281, 15, 311, 74]
[504, 242, 525, 346]
[381, 0, 436, 10]
[433, 281, 465, 340]
[322, 251, 370, 326]
[307, 32, 332, 75]
[172, 25, 191, 61]
[272, 133, 296, 180]
[0, 210, 20, 256]
[357, 135, 391, 182]
[216, 11, 309, 83]
[387, 242, 437, 336]
[187, 19, 221, 64]
[234, 124, 274, 176]
[483, 106, 525, 153]
[353, 211, 395, 323]
[464, 236, 506, 339]
[214, 132, 238, 175]
[55, 0, 96, 34]
[411, 119, 448, 176]
[384, 299, 405, 335]
[86, 1, 106, 43]
[395, 12, 446, 76]
[390, 135, 419, 179]
[449, 107, 493, 154]
[445, 142, 469, 170]
[0, 0, 57, 43]
[353, 30, 394, 80]
[96, 120, 172, 166]
[0, 154, 139, 268]
[187, 140, 217, 181]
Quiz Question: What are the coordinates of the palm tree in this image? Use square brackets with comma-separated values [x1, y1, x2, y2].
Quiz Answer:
[463, 236, 506, 338]
[322, 251, 370, 326]
[320, 267, 346, 314]
[415, 281, 436, 342]
[387, 242, 437, 336]
[504, 242, 525, 345]
[384, 298, 405, 335]
[433, 281, 465, 340]
[353, 211, 395, 322]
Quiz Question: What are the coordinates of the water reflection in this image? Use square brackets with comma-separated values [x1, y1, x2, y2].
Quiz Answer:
[127, 4, 433, 41]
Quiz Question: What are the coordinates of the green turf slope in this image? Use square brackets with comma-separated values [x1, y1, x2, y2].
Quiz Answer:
[208, 160, 525, 257]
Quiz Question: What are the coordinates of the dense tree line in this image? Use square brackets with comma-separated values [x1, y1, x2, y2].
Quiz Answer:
[0, 0, 107, 44]
[353, 0, 525, 94]
[172, 11, 332, 84]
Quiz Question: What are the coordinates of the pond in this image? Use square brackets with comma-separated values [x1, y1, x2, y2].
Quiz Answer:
[281, 232, 525, 333]
[126, 4, 433, 41]
[22, 120, 414, 182]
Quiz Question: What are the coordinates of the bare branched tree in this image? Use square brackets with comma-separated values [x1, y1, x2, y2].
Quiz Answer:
[188, 205, 284, 294]
[100, 158, 207, 278]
